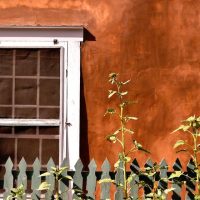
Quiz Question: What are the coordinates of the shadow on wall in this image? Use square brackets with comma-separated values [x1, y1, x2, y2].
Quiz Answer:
[79, 68, 89, 169]
[80, 28, 96, 169]
[83, 28, 96, 42]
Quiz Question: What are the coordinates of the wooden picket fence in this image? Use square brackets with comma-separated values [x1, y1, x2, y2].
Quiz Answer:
[1, 157, 198, 199]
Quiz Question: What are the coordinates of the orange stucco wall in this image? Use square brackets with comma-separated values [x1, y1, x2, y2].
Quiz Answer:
[0, 0, 199, 170]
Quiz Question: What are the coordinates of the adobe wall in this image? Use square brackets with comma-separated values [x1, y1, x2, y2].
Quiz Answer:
[0, 0, 199, 169]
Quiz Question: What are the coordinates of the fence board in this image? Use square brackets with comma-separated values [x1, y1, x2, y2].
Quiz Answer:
[185, 159, 195, 200]
[130, 158, 140, 174]
[100, 158, 111, 200]
[45, 158, 55, 200]
[144, 158, 154, 196]
[114, 160, 124, 200]
[159, 159, 168, 195]
[172, 158, 182, 200]
[60, 158, 69, 200]
[130, 173, 139, 200]
[1, 157, 199, 199]
[31, 158, 41, 200]
[130, 158, 140, 200]
[18, 157, 27, 200]
[3, 157, 13, 199]
[73, 158, 83, 200]
[86, 159, 97, 199]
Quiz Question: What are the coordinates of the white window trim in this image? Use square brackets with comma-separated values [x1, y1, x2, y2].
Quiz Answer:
[0, 26, 83, 169]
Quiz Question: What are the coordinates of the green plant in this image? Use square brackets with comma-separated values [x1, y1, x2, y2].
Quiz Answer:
[38, 166, 72, 200]
[173, 115, 200, 199]
[135, 163, 175, 200]
[6, 184, 25, 200]
[102, 73, 149, 199]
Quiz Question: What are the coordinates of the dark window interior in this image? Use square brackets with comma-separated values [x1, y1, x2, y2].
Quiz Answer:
[0, 49, 60, 168]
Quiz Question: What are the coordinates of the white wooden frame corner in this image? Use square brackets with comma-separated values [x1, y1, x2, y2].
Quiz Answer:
[0, 26, 83, 169]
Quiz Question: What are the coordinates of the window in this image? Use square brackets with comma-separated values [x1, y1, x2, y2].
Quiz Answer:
[0, 27, 83, 169]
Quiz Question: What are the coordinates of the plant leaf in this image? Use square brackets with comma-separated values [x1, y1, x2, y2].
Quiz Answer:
[173, 140, 187, 149]
[164, 188, 175, 194]
[124, 128, 134, 134]
[114, 160, 120, 168]
[184, 116, 195, 122]
[106, 134, 117, 143]
[98, 178, 114, 184]
[64, 175, 73, 180]
[104, 108, 116, 116]
[39, 172, 51, 177]
[57, 166, 68, 175]
[108, 73, 118, 84]
[108, 90, 117, 98]
[38, 182, 51, 191]
[121, 80, 131, 85]
[51, 166, 57, 171]
[182, 125, 191, 131]
[127, 174, 135, 183]
[172, 125, 190, 133]
[113, 129, 121, 135]
[134, 140, 150, 154]
[119, 91, 128, 96]
[168, 171, 182, 179]
[124, 156, 131, 163]
[125, 116, 138, 121]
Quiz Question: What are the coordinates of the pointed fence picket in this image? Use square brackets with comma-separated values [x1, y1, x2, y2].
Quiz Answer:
[31, 158, 41, 200]
[185, 159, 196, 200]
[158, 159, 168, 199]
[144, 158, 154, 195]
[0, 157, 200, 199]
[114, 160, 124, 200]
[86, 159, 97, 199]
[3, 157, 13, 199]
[100, 158, 111, 199]
[18, 158, 27, 200]
[73, 158, 83, 199]
[60, 158, 69, 200]
[130, 158, 140, 200]
[45, 158, 55, 200]
[172, 158, 182, 200]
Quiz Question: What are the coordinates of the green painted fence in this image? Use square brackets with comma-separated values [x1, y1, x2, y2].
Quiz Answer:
[1, 157, 198, 199]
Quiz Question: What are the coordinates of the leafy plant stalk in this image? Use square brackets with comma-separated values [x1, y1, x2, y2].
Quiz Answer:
[6, 184, 25, 200]
[173, 115, 200, 199]
[103, 73, 149, 199]
[38, 166, 72, 200]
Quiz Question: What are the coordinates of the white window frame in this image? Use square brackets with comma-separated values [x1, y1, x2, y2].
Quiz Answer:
[0, 26, 83, 169]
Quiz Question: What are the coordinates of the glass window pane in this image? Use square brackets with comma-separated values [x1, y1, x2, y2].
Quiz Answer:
[15, 49, 37, 76]
[0, 107, 12, 118]
[0, 138, 15, 164]
[15, 127, 36, 135]
[0, 78, 12, 105]
[42, 139, 59, 165]
[0, 49, 13, 75]
[40, 49, 60, 77]
[40, 79, 59, 106]
[0, 127, 12, 134]
[15, 79, 37, 105]
[39, 108, 59, 119]
[18, 139, 39, 164]
[39, 127, 59, 135]
[15, 108, 36, 118]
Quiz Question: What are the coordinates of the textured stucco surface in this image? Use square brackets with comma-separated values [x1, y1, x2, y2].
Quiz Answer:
[0, 0, 199, 169]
